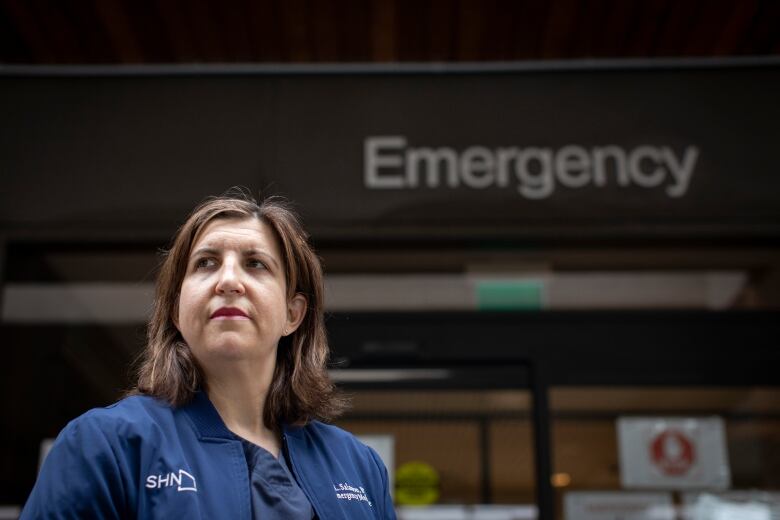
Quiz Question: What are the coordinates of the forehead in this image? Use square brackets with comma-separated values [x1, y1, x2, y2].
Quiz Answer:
[191, 217, 281, 256]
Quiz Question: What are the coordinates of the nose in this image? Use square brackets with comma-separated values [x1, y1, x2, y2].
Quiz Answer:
[214, 258, 245, 295]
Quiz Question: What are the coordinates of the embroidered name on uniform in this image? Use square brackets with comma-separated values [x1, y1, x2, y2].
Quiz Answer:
[145, 469, 197, 492]
[334, 482, 372, 506]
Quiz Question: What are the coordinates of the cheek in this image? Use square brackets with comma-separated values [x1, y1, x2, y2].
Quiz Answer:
[175, 302, 187, 333]
[270, 290, 291, 325]
[177, 283, 201, 331]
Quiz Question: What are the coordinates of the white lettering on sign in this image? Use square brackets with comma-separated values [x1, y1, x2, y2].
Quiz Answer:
[364, 136, 699, 199]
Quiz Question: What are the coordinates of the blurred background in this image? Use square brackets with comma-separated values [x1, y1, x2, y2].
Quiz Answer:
[1, 1, 780, 519]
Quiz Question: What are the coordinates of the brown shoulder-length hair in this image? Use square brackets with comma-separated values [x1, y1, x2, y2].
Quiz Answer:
[131, 191, 346, 429]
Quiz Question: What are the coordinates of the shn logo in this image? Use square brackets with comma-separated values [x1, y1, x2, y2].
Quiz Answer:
[145, 469, 197, 492]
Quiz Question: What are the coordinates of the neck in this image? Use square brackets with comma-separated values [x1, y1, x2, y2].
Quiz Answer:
[202, 350, 280, 455]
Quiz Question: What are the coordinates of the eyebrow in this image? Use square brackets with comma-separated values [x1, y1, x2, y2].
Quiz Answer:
[190, 247, 280, 269]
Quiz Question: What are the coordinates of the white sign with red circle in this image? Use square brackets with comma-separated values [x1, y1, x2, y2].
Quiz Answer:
[650, 429, 695, 476]
[617, 417, 730, 489]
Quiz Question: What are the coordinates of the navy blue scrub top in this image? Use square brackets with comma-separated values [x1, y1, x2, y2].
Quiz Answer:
[237, 436, 316, 519]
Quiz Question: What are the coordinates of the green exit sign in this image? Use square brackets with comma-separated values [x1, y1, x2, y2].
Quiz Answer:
[476, 280, 544, 310]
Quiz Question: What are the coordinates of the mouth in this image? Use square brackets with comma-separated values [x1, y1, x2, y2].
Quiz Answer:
[210, 307, 250, 320]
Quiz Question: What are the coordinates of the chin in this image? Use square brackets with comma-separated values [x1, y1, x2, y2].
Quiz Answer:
[209, 343, 250, 359]
[204, 335, 268, 361]
[210, 341, 254, 358]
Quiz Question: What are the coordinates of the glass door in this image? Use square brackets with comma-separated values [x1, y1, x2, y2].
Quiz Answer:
[331, 365, 538, 519]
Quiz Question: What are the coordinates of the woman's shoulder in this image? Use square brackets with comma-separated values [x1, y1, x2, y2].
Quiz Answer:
[290, 421, 394, 514]
[292, 420, 385, 464]
[22, 396, 177, 519]
[63, 394, 175, 439]
[297, 419, 363, 444]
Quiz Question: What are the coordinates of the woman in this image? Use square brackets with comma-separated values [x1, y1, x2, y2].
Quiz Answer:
[22, 193, 395, 519]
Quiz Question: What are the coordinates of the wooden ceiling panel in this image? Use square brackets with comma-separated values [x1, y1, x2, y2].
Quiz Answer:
[280, 0, 312, 62]
[0, 0, 778, 64]
[92, 0, 144, 63]
[188, 0, 228, 62]
[425, 0, 456, 62]
[311, 1, 341, 61]
[0, 1, 31, 62]
[245, 0, 285, 62]
[370, 0, 397, 61]
[395, 0, 432, 61]
[654, 0, 706, 57]
[541, 0, 582, 59]
[457, 0, 487, 61]
[1, 0, 56, 63]
[743, 0, 780, 55]
[475, 0, 518, 61]
[334, 1, 373, 62]
[31, 1, 85, 62]
[510, 1, 550, 60]
[309, 1, 373, 62]
[622, 0, 671, 57]
[216, 0, 254, 62]
[153, 0, 199, 62]
[567, 0, 611, 58]
[596, 0, 637, 57]
[713, 0, 760, 56]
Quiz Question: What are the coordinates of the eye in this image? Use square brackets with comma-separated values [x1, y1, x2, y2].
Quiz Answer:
[194, 257, 217, 270]
[247, 258, 267, 270]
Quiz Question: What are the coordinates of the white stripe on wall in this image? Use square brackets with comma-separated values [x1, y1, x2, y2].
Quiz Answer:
[1, 271, 746, 323]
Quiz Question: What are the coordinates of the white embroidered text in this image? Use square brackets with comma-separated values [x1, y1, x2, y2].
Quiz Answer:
[334, 482, 372, 506]
[145, 469, 197, 492]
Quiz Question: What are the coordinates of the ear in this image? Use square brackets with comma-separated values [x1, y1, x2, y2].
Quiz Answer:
[283, 293, 307, 336]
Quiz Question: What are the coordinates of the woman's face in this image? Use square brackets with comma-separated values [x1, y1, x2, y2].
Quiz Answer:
[176, 217, 306, 366]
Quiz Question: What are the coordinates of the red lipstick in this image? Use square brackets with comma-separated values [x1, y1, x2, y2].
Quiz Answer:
[210, 307, 249, 319]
